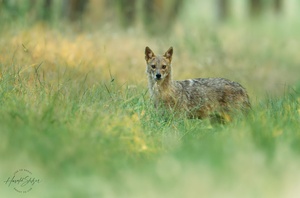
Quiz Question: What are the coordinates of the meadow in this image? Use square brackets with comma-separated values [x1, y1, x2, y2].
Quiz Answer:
[0, 13, 300, 198]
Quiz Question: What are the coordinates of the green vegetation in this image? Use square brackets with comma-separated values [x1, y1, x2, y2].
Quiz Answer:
[1, 1, 300, 197]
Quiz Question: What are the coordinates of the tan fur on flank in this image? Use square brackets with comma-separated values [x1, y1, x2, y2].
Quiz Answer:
[145, 46, 251, 121]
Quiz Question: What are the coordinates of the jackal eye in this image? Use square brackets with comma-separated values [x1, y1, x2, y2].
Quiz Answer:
[162, 65, 166, 69]
[151, 65, 156, 69]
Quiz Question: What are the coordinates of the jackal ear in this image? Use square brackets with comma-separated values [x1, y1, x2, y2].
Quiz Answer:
[145, 46, 155, 61]
[164, 47, 173, 61]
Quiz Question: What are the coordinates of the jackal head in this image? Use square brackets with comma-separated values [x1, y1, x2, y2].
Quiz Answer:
[145, 46, 173, 83]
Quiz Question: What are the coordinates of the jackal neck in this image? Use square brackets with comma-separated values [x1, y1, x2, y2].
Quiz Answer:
[148, 72, 174, 98]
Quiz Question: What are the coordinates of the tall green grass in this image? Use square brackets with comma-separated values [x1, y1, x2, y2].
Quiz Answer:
[0, 57, 299, 197]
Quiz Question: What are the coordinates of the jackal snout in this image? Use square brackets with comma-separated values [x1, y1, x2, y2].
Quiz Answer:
[155, 73, 162, 80]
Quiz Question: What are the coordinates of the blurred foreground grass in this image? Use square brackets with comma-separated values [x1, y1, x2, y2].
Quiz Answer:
[0, 21, 300, 197]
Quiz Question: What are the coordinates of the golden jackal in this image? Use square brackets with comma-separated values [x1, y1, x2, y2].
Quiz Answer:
[145, 46, 251, 121]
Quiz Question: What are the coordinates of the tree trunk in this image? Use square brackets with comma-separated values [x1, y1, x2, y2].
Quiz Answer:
[143, 0, 182, 35]
[42, 0, 52, 20]
[218, 0, 230, 20]
[250, 0, 262, 17]
[62, 0, 89, 21]
[274, 0, 282, 14]
[115, 0, 136, 27]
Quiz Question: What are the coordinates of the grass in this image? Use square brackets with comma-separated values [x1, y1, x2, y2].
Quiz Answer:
[0, 19, 300, 197]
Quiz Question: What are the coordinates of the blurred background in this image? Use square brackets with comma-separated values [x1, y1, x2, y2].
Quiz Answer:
[0, 0, 297, 28]
[1, 0, 300, 97]
[0, 0, 298, 29]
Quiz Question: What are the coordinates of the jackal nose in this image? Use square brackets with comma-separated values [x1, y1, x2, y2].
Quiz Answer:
[156, 73, 161, 79]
